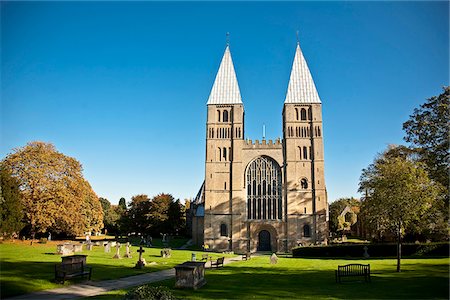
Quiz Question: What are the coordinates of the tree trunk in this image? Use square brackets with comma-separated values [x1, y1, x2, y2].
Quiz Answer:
[396, 222, 402, 272]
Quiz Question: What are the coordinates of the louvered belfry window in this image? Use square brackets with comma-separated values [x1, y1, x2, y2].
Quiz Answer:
[246, 156, 282, 220]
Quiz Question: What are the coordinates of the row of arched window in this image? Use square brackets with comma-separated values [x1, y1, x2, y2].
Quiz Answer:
[287, 126, 321, 138]
[217, 110, 232, 123]
[298, 146, 313, 160]
[295, 107, 312, 121]
[218, 147, 232, 161]
[208, 127, 242, 139]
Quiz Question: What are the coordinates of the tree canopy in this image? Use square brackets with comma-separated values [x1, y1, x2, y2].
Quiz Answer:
[359, 146, 445, 271]
[0, 168, 25, 237]
[0, 142, 103, 237]
[403, 86, 449, 197]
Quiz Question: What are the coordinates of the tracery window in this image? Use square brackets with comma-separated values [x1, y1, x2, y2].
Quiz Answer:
[300, 178, 308, 189]
[246, 156, 282, 220]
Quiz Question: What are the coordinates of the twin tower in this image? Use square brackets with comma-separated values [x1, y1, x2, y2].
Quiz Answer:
[191, 41, 328, 252]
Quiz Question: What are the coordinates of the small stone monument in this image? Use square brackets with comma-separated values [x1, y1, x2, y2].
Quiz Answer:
[363, 246, 370, 258]
[175, 261, 206, 289]
[161, 248, 171, 258]
[48, 232, 52, 241]
[113, 242, 121, 259]
[135, 246, 146, 269]
[124, 242, 132, 258]
[105, 242, 111, 253]
[270, 253, 278, 264]
[191, 253, 196, 261]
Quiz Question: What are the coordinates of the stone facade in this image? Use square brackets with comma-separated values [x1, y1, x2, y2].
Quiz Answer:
[192, 43, 328, 253]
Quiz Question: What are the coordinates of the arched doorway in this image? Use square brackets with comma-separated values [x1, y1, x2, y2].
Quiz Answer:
[257, 230, 271, 251]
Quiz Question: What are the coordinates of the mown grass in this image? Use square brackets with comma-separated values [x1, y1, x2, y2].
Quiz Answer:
[89, 255, 449, 300]
[0, 239, 230, 298]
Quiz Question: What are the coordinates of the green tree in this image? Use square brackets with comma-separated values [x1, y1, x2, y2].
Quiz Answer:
[1, 142, 103, 237]
[359, 146, 444, 272]
[123, 194, 151, 235]
[0, 167, 25, 237]
[403, 87, 449, 198]
[118, 197, 127, 210]
[148, 193, 173, 236]
[168, 199, 186, 235]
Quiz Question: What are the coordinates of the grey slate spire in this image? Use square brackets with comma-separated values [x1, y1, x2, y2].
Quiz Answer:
[284, 44, 322, 104]
[207, 45, 243, 105]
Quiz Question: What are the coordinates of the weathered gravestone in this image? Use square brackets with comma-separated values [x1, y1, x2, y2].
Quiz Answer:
[135, 246, 146, 269]
[86, 241, 93, 251]
[73, 244, 83, 252]
[161, 248, 172, 258]
[104, 242, 111, 253]
[270, 253, 278, 264]
[57, 244, 73, 255]
[113, 242, 121, 259]
[124, 242, 132, 258]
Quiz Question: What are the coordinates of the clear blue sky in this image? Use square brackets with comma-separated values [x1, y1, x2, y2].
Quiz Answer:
[1, 1, 448, 205]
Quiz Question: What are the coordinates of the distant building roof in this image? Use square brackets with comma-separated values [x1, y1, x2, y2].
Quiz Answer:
[194, 181, 205, 205]
[207, 46, 243, 105]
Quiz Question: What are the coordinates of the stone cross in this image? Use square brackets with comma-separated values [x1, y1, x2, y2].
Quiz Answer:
[124, 242, 132, 258]
[86, 241, 93, 251]
[113, 242, 121, 259]
[135, 246, 146, 269]
[363, 246, 370, 258]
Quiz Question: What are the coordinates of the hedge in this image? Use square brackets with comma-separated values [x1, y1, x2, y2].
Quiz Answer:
[292, 242, 449, 258]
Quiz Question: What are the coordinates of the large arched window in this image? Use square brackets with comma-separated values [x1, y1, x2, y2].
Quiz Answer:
[246, 156, 282, 220]
[300, 178, 308, 189]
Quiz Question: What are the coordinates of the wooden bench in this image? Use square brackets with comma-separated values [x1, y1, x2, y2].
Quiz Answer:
[55, 262, 92, 283]
[242, 252, 251, 260]
[211, 257, 224, 268]
[335, 264, 370, 283]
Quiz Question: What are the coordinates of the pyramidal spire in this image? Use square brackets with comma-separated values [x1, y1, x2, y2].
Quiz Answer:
[284, 44, 321, 104]
[207, 45, 243, 105]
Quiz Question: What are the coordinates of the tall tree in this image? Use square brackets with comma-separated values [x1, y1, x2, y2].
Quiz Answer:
[0, 167, 25, 237]
[118, 197, 127, 210]
[1, 142, 103, 237]
[359, 146, 444, 272]
[148, 193, 173, 236]
[403, 87, 449, 197]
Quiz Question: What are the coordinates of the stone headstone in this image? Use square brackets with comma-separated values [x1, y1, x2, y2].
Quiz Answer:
[270, 253, 278, 264]
[86, 242, 93, 251]
[73, 244, 83, 252]
[124, 242, 132, 258]
[48, 232, 52, 241]
[105, 242, 111, 253]
[191, 253, 196, 261]
[113, 242, 121, 259]
[342, 235, 347, 242]
[135, 246, 146, 269]
[161, 248, 171, 258]
[363, 246, 370, 258]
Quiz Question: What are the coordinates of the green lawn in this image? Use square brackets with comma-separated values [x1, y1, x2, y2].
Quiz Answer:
[89, 255, 449, 300]
[0, 239, 230, 298]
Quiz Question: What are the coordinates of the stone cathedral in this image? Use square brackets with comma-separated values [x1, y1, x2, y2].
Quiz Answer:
[191, 41, 328, 253]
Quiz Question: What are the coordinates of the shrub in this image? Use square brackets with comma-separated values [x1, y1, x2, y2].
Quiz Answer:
[292, 242, 449, 258]
[124, 285, 178, 300]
